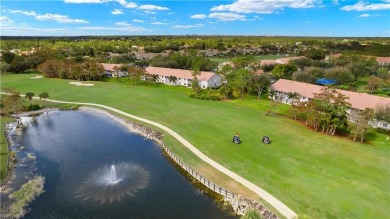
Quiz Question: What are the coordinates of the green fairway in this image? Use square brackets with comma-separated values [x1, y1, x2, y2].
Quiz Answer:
[1, 73, 389, 218]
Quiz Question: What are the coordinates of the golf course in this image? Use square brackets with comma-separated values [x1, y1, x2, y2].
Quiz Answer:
[1, 73, 389, 219]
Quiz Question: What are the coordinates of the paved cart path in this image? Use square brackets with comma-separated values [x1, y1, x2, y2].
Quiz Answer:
[2, 94, 298, 219]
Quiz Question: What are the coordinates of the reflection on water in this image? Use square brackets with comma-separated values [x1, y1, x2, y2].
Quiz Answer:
[4, 111, 237, 219]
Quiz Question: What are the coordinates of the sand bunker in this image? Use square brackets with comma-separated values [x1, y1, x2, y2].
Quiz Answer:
[69, 82, 95, 86]
[30, 76, 44, 79]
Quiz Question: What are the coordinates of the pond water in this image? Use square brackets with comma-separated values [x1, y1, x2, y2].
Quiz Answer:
[3, 110, 237, 219]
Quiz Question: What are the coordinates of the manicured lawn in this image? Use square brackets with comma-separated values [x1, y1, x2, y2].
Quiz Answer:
[1, 116, 14, 182]
[1, 73, 389, 218]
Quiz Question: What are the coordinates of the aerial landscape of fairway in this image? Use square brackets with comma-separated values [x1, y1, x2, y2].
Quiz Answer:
[1, 73, 389, 218]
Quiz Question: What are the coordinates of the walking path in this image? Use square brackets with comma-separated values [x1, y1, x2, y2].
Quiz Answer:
[2, 94, 298, 219]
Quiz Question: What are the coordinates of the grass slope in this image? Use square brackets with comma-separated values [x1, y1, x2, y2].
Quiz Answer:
[1, 116, 14, 182]
[1, 74, 389, 218]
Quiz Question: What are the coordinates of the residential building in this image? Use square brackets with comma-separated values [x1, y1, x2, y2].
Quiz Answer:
[145, 66, 222, 89]
[270, 79, 390, 129]
[101, 63, 128, 78]
[376, 57, 390, 66]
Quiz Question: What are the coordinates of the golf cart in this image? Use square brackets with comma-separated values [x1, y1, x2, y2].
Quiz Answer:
[262, 136, 271, 144]
[232, 134, 241, 144]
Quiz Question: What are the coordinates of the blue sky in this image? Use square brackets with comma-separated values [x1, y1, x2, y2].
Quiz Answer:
[1, 0, 389, 36]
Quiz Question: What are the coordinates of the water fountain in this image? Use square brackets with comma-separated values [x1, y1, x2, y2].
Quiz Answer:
[75, 162, 150, 204]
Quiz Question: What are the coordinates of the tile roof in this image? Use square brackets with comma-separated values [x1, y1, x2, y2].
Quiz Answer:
[101, 63, 120, 71]
[271, 79, 390, 110]
[276, 56, 307, 64]
[260, 60, 279, 66]
[145, 67, 216, 81]
[376, 57, 390, 64]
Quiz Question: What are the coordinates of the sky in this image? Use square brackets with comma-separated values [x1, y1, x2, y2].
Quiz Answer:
[0, 0, 389, 37]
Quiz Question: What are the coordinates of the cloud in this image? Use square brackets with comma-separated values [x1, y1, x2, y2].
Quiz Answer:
[151, 22, 169, 25]
[132, 19, 144, 23]
[79, 25, 148, 32]
[64, 0, 105, 3]
[209, 13, 246, 21]
[35, 13, 89, 23]
[115, 21, 131, 26]
[172, 23, 204, 29]
[211, 0, 321, 14]
[111, 9, 124, 15]
[191, 14, 207, 19]
[358, 13, 380, 17]
[341, 1, 390, 11]
[0, 16, 13, 22]
[359, 13, 370, 17]
[138, 4, 169, 11]
[8, 9, 37, 16]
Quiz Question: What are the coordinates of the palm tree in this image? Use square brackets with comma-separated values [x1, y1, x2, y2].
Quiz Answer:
[39, 92, 49, 100]
[286, 92, 300, 104]
[151, 74, 159, 82]
[348, 82, 359, 91]
[168, 75, 178, 85]
[25, 92, 35, 105]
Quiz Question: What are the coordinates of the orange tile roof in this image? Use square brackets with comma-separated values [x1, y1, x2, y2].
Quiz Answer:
[260, 60, 279, 66]
[276, 56, 306, 64]
[101, 63, 120, 71]
[376, 57, 390, 64]
[270, 79, 390, 110]
[145, 66, 216, 81]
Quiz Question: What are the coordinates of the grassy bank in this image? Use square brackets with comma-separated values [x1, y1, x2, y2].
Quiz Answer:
[8, 176, 45, 219]
[1, 116, 14, 182]
[1, 73, 389, 218]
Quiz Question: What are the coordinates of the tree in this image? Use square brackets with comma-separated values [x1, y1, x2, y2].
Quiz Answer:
[287, 92, 300, 104]
[39, 92, 49, 100]
[292, 71, 316, 84]
[324, 67, 354, 86]
[1, 88, 25, 118]
[249, 74, 270, 100]
[375, 104, 390, 124]
[191, 66, 201, 92]
[271, 64, 297, 79]
[233, 68, 251, 100]
[348, 81, 359, 91]
[25, 92, 35, 104]
[350, 108, 375, 143]
[168, 75, 178, 85]
[0, 61, 11, 74]
[306, 67, 325, 79]
[365, 75, 383, 94]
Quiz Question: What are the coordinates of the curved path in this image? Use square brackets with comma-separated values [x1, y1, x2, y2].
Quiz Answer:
[3, 94, 298, 219]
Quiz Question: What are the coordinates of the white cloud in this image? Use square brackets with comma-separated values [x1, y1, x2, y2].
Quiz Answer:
[79, 25, 148, 32]
[172, 23, 204, 29]
[132, 19, 144, 23]
[150, 17, 156, 20]
[64, 0, 105, 3]
[138, 4, 169, 11]
[211, 0, 321, 14]
[111, 9, 124, 15]
[209, 13, 246, 21]
[35, 13, 89, 23]
[359, 13, 370, 17]
[115, 21, 131, 26]
[191, 14, 207, 19]
[341, 1, 390, 11]
[0, 16, 13, 22]
[8, 9, 37, 16]
[151, 22, 169, 25]
[143, 11, 156, 14]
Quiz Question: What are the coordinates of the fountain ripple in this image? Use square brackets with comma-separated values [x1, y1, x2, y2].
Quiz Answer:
[75, 162, 150, 204]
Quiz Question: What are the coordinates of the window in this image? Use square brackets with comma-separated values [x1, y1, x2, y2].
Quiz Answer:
[382, 123, 389, 128]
